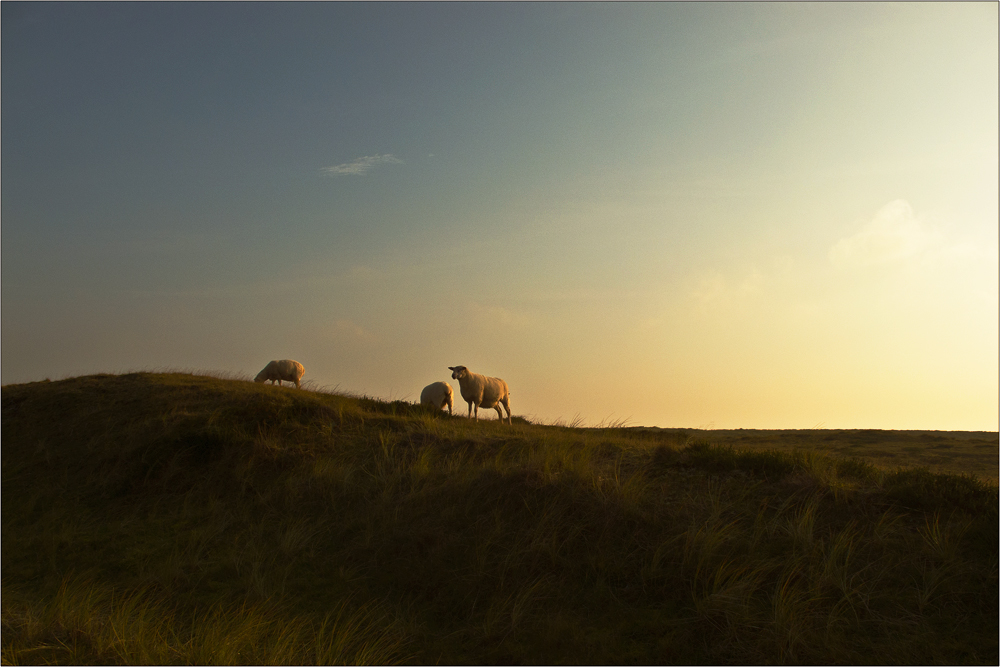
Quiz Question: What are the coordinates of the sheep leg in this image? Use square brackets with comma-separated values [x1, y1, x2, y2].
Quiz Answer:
[500, 397, 512, 425]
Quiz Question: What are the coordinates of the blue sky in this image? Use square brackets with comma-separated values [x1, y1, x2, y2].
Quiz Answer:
[3, 2, 997, 430]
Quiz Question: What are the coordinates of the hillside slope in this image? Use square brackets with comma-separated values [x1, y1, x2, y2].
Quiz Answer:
[2, 373, 997, 664]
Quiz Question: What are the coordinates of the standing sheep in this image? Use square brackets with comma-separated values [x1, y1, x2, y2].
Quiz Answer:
[420, 381, 454, 415]
[254, 359, 305, 389]
[448, 365, 512, 424]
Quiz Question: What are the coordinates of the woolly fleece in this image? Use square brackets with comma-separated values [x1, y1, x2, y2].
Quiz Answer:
[420, 381, 454, 414]
[448, 365, 512, 424]
[254, 359, 305, 388]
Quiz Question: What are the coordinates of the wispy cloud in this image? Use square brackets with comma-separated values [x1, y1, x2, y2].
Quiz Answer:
[321, 154, 403, 176]
[330, 318, 375, 342]
[690, 268, 766, 311]
[829, 200, 939, 268]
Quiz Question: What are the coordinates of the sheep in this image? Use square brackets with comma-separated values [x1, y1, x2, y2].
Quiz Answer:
[448, 365, 512, 424]
[254, 359, 305, 389]
[420, 381, 454, 415]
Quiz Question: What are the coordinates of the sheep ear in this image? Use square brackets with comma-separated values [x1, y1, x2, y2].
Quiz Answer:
[448, 366, 456, 371]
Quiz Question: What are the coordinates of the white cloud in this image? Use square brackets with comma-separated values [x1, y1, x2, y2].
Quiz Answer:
[829, 200, 939, 268]
[321, 154, 403, 176]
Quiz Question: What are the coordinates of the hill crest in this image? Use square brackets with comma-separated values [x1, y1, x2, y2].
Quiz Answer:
[3, 372, 997, 664]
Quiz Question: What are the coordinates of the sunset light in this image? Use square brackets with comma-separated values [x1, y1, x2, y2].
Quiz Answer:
[3, 2, 997, 430]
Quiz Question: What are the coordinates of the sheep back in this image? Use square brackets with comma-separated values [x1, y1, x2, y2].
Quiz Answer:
[420, 381, 454, 413]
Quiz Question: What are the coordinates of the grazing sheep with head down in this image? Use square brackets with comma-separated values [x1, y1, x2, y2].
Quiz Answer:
[420, 381, 454, 415]
[254, 359, 305, 389]
[448, 365, 512, 424]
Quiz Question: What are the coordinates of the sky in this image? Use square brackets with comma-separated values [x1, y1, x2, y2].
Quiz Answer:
[2, 2, 997, 431]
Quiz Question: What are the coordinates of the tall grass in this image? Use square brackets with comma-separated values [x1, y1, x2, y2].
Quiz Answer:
[2, 372, 996, 664]
[1, 580, 408, 665]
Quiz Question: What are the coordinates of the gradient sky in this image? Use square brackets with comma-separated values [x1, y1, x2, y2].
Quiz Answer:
[3, 2, 997, 430]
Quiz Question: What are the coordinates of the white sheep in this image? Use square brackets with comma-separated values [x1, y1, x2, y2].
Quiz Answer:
[254, 359, 305, 389]
[448, 365, 512, 424]
[420, 381, 454, 415]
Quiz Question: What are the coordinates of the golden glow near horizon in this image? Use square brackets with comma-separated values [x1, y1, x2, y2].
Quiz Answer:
[2, 3, 997, 430]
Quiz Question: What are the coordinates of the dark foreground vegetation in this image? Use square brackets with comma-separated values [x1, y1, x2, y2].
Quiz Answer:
[2, 373, 997, 664]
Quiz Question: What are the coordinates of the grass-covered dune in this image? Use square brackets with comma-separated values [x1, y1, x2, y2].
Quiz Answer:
[2, 372, 997, 664]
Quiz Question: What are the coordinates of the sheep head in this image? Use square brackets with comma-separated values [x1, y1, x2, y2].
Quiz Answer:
[448, 366, 468, 380]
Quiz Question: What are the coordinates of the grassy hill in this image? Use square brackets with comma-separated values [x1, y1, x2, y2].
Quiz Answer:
[2, 372, 997, 664]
